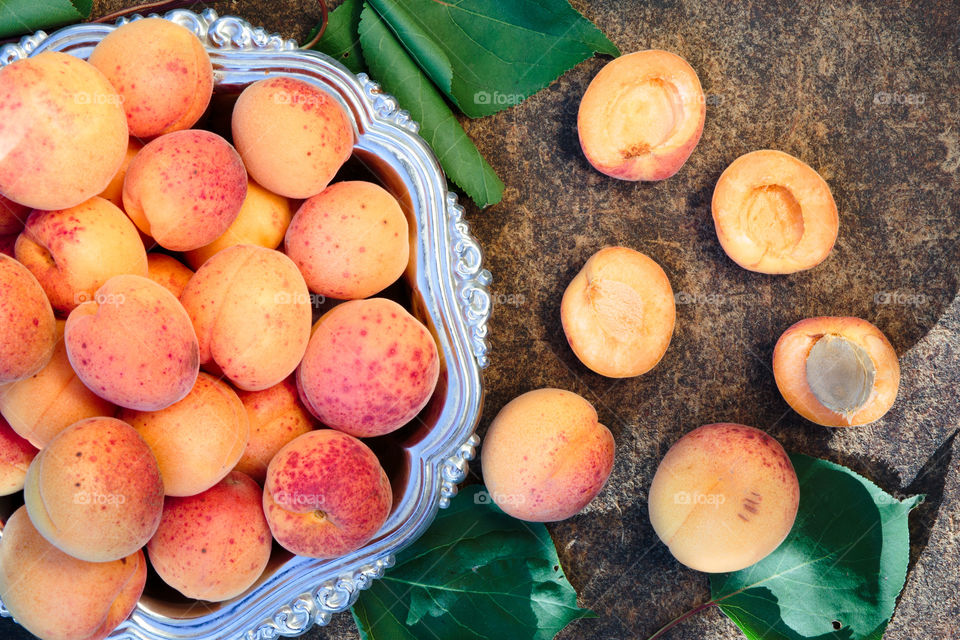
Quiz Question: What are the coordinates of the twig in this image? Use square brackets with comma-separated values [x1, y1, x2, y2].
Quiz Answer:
[92, 0, 200, 23]
[299, 0, 329, 50]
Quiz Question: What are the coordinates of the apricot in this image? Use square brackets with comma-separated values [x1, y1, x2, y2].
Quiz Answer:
[773, 316, 899, 426]
[118, 373, 249, 497]
[65, 275, 199, 411]
[122, 129, 247, 251]
[285, 181, 409, 299]
[97, 138, 142, 208]
[148, 471, 270, 601]
[0, 416, 37, 495]
[578, 50, 705, 181]
[648, 423, 799, 573]
[15, 196, 148, 313]
[23, 417, 164, 562]
[0, 254, 56, 384]
[0, 321, 115, 449]
[146, 253, 194, 298]
[0, 193, 29, 235]
[234, 377, 314, 484]
[263, 429, 391, 558]
[561, 246, 675, 378]
[0, 506, 146, 640]
[712, 150, 838, 274]
[232, 76, 353, 198]
[184, 179, 293, 270]
[297, 298, 440, 437]
[0, 52, 128, 211]
[179, 245, 311, 391]
[481, 389, 614, 522]
[90, 18, 213, 138]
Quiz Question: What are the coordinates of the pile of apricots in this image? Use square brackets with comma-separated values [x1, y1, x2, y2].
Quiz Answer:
[481, 50, 900, 578]
[0, 16, 904, 639]
[0, 18, 439, 639]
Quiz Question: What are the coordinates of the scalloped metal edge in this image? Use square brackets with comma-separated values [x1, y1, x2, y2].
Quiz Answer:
[0, 9, 491, 640]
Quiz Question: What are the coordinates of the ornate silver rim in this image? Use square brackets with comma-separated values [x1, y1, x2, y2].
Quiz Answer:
[0, 9, 491, 640]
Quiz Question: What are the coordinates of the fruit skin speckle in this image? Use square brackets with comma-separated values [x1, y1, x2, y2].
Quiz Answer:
[297, 298, 440, 438]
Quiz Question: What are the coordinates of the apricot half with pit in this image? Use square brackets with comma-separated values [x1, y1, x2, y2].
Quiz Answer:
[712, 149, 838, 274]
[648, 423, 799, 573]
[561, 246, 675, 378]
[578, 50, 705, 181]
[773, 316, 899, 426]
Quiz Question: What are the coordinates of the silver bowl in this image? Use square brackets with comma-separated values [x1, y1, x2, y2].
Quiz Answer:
[0, 9, 491, 639]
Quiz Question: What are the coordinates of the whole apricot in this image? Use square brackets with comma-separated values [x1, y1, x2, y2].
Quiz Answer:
[23, 417, 164, 562]
[0, 254, 56, 384]
[481, 388, 614, 522]
[648, 423, 799, 573]
[0, 506, 146, 640]
[284, 181, 409, 299]
[297, 298, 440, 437]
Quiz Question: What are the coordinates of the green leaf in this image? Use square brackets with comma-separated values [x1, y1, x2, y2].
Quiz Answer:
[308, 0, 366, 74]
[0, 0, 90, 39]
[351, 485, 594, 640]
[366, 0, 619, 118]
[709, 454, 922, 640]
[358, 3, 504, 208]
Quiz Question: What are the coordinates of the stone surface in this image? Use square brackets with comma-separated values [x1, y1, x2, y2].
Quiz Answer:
[2, 1, 959, 639]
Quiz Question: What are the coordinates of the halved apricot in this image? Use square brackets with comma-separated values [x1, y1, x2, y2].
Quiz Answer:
[561, 246, 675, 377]
[773, 317, 899, 427]
[578, 50, 705, 181]
[712, 150, 838, 274]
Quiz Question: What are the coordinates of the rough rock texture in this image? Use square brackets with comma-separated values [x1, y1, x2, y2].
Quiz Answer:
[2, 1, 958, 639]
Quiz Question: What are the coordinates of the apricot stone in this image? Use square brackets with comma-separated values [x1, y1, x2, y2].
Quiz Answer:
[297, 298, 440, 437]
[263, 429, 392, 558]
[773, 316, 899, 426]
[146, 253, 194, 298]
[15, 196, 148, 313]
[648, 423, 799, 573]
[0, 321, 115, 449]
[23, 417, 164, 562]
[284, 181, 409, 299]
[90, 18, 213, 138]
[234, 377, 314, 484]
[179, 245, 311, 391]
[712, 150, 838, 274]
[481, 389, 614, 522]
[232, 77, 353, 198]
[0, 52, 128, 211]
[147, 471, 271, 601]
[0, 416, 37, 496]
[184, 179, 293, 270]
[0, 506, 146, 640]
[65, 275, 199, 411]
[561, 246, 675, 377]
[123, 130, 247, 251]
[0, 254, 56, 384]
[118, 372, 249, 497]
[578, 50, 705, 181]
